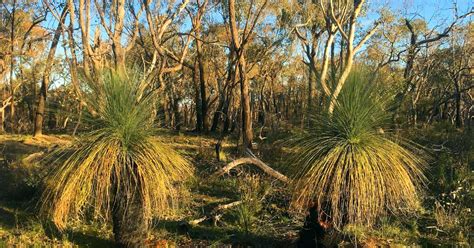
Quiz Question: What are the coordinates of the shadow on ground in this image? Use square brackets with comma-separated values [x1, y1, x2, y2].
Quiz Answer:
[154, 219, 294, 247]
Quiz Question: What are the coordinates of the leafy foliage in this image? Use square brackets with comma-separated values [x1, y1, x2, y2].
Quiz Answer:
[290, 74, 427, 229]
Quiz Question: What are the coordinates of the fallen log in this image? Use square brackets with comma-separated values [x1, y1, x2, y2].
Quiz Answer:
[211, 157, 289, 183]
[187, 200, 243, 226]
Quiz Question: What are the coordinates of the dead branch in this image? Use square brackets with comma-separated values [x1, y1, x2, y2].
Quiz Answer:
[211, 157, 289, 183]
[188, 200, 243, 226]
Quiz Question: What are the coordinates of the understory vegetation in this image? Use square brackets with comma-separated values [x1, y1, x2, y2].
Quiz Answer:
[0, 126, 472, 247]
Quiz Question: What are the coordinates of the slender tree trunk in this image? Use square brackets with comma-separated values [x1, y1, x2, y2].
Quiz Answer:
[320, 31, 335, 98]
[307, 61, 314, 110]
[339, 34, 344, 75]
[238, 55, 253, 148]
[411, 100, 418, 127]
[306, 44, 315, 110]
[258, 84, 265, 125]
[211, 102, 222, 132]
[0, 110, 4, 134]
[9, 0, 16, 133]
[212, 50, 236, 132]
[228, 0, 253, 149]
[34, 5, 68, 136]
[392, 21, 417, 126]
[328, 48, 353, 114]
[193, 59, 203, 131]
[453, 79, 462, 128]
[330, 38, 337, 83]
[163, 97, 170, 127]
[196, 31, 209, 131]
[211, 78, 225, 132]
[172, 84, 181, 131]
[222, 93, 233, 134]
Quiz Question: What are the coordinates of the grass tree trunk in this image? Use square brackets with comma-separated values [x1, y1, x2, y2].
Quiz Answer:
[112, 165, 148, 247]
[112, 189, 148, 247]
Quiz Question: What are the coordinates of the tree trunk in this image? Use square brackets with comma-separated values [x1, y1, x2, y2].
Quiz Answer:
[328, 27, 353, 114]
[112, 166, 148, 247]
[320, 32, 335, 97]
[330, 38, 337, 83]
[34, 5, 68, 136]
[238, 56, 253, 149]
[392, 21, 417, 127]
[258, 84, 265, 125]
[193, 59, 203, 131]
[196, 32, 209, 131]
[212, 50, 236, 132]
[9, 0, 16, 133]
[228, 0, 253, 149]
[307, 59, 314, 111]
[222, 95, 232, 134]
[0, 108, 4, 134]
[112, 195, 148, 247]
[454, 80, 462, 128]
[328, 52, 353, 114]
[211, 100, 223, 132]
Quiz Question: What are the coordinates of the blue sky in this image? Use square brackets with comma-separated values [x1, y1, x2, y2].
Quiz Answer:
[381, 0, 472, 22]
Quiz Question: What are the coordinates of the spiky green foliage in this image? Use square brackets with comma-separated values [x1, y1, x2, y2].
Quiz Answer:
[290, 74, 427, 229]
[40, 71, 193, 230]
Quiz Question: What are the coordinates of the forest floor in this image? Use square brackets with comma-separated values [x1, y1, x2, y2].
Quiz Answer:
[0, 131, 470, 247]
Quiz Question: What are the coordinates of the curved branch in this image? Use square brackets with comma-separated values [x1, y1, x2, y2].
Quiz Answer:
[211, 157, 289, 183]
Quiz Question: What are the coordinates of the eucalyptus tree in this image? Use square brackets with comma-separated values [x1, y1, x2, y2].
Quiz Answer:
[0, 0, 46, 133]
[291, 0, 326, 109]
[189, 0, 210, 131]
[227, 0, 267, 149]
[320, 0, 380, 113]
[34, 2, 68, 136]
[370, 4, 474, 126]
[425, 24, 473, 127]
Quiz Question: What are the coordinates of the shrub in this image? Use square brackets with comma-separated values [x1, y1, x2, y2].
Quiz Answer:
[40, 70, 194, 246]
[290, 73, 427, 229]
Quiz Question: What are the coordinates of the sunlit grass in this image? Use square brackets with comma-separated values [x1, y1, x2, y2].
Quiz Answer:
[40, 71, 194, 231]
[290, 74, 427, 229]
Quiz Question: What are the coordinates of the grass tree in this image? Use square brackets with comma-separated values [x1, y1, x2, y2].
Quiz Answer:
[40, 71, 193, 246]
[290, 74, 427, 229]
